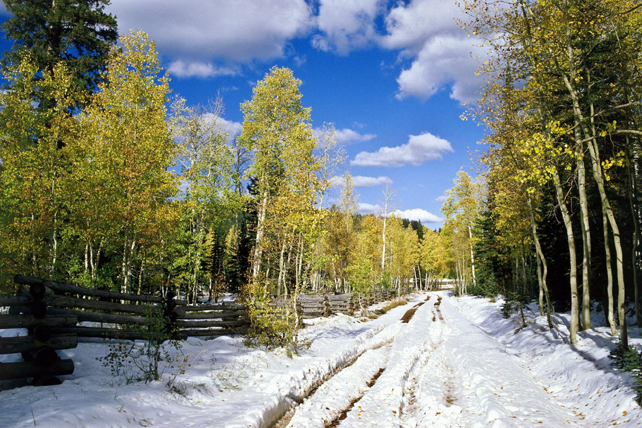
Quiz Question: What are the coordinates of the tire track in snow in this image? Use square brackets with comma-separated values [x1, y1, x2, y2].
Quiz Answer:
[281, 344, 392, 428]
[437, 297, 576, 427]
[337, 296, 440, 427]
[267, 323, 400, 428]
[399, 294, 460, 428]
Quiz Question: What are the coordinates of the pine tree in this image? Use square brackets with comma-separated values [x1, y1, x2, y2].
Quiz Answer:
[1, 0, 118, 107]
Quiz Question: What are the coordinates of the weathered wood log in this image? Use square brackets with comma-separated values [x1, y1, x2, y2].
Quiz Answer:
[326, 294, 352, 300]
[32, 324, 52, 342]
[298, 303, 326, 309]
[179, 328, 246, 337]
[44, 295, 162, 315]
[51, 326, 172, 341]
[43, 307, 147, 326]
[31, 301, 48, 319]
[175, 319, 249, 328]
[180, 310, 245, 320]
[0, 359, 74, 381]
[0, 334, 78, 355]
[29, 283, 46, 301]
[14, 275, 164, 303]
[0, 295, 31, 307]
[182, 303, 244, 312]
[0, 314, 77, 329]
[33, 348, 59, 366]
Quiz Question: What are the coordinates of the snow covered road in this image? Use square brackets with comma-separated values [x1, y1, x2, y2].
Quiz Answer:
[279, 293, 642, 427]
[1, 291, 641, 427]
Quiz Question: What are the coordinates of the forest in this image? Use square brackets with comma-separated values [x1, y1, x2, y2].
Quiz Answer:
[0, 0, 641, 357]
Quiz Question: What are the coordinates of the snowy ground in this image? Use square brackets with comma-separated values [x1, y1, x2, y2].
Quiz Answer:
[1, 291, 641, 427]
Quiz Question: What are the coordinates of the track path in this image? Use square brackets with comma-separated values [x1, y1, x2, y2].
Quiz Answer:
[281, 293, 588, 428]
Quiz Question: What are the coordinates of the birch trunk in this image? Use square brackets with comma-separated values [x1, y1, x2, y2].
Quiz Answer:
[603, 210, 617, 336]
[526, 192, 553, 328]
[578, 150, 591, 330]
[554, 168, 579, 344]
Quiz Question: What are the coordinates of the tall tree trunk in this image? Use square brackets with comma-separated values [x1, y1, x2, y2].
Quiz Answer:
[554, 168, 580, 344]
[251, 189, 268, 281]
[628, 141, 641, 327]
[577, 150, 591, 330]
[526, 192, 553, 328]
[468, 226, 477, 288]
[603, 209, 618, 336]
[558, 59, 628, 347]
[381, 215, 387, 272]
[586, 137, 628, 347]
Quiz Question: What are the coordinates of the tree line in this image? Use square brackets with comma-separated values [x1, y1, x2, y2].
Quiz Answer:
[446, 0, 642, 350]
[0, 2, 482, 348]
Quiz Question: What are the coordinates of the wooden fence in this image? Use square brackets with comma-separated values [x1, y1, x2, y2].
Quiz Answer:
[0, 275, 249, 384]
[297, 289, 408, 319]
[1, 276, 414, 385]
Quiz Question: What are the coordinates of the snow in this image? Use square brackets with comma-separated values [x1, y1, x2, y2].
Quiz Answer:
[1, 291, 641, 427]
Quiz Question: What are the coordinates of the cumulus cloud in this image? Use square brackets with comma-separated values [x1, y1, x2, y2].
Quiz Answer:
[314, 127, 376, 147]
[351, 132, 453, 167]
[435, 195, 448, 203]
[311, 0, 485, 103]
[109, 0, 313, 73]
[395, 35, 486, 103]
[198, 114, 243, 141]
[381, 0, 462, 54]
[391, 208, 442, 223]
[382, 0, 486, 103]
[218, 117, 243, 140]
[358, 202, 382, 215]
[335, 128, 377, 145]
[331, 175, 392, 188]
[169, 61, 238, 79]
[354, 175, 392, 187]
[313, 0, 384, 54]
[104, 0, 484, 100]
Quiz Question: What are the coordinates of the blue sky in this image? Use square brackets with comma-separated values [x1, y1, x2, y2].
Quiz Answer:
[0, 0, 488, 226]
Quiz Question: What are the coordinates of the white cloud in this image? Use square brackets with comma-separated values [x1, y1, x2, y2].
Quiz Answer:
[358, 202, 382, 215]
[391, 208, 442, 223]
[381, 0, 486, 103]
[331, 175, 392, 188]
[381, 0, 462, 54]
[313, 0, 384, 55]
[335, 128, 376, 144]
[199, 114, 243, 141]
[218, 117, 243, 140]
[169, 61, 238, 79]
[351, 132, 453, 167]
[395, 35, 486, 103]
[314, 127, 376, 147]
[435, 195, 448, 203]
[354, 175, 392, 187]
[109, 0, 313, 72]
[105, 0, 485, 100]
[310, 0, 486, 103]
